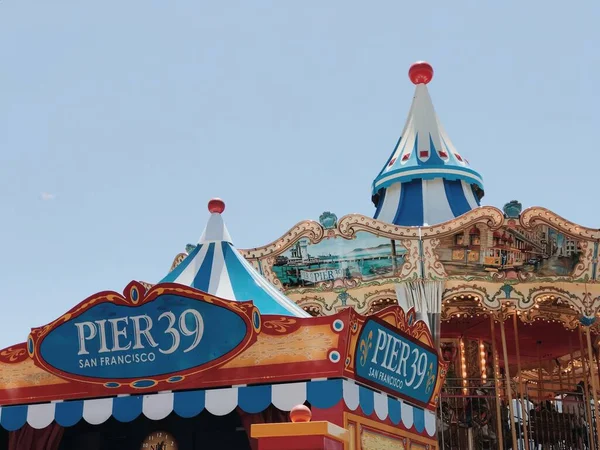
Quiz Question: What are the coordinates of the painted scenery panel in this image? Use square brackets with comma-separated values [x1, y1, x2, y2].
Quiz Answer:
[433, 223, 582, 279]
[271, 231, 406, 288]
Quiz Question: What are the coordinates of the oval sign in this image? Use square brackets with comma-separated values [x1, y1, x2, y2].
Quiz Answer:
[29, 283, 258, 384]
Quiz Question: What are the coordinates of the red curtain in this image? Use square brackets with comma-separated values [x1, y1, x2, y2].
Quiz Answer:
[8, 423, 63, 450]
[238, 406, 288, 450]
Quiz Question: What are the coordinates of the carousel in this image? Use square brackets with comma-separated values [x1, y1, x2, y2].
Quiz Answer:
[236, 62, 600, 450]
[0, 61, 598, 450]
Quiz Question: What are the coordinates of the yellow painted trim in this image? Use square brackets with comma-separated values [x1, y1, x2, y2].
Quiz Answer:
[251, 421, 350, 443]
[343, 412, 437, 450]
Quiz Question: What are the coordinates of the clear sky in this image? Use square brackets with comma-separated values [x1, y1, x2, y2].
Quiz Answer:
[1, 1, 599, 349]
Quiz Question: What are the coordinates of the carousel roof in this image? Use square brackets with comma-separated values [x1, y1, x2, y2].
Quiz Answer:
[161, 199, 310, 318]
[372, 62, 484, 226]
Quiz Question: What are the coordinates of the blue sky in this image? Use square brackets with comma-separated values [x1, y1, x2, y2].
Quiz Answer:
[1, 1, 599, 348]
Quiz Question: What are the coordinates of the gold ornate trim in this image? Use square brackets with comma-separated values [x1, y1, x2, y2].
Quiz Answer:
[520, 207, 600, 241]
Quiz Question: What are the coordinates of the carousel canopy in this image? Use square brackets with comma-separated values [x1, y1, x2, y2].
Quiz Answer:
[161, 199, 309, 318]
[372, 62, 484, 226]
[443, 316, 594, 373]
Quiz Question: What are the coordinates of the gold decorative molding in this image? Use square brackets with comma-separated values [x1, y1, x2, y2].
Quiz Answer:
[241, 219, 325, 259]
[520, 207, 600, 241]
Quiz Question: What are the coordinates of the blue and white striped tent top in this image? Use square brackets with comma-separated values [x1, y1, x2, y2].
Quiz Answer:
[161, 203, 309, 318]
[372, 69, 484, 226]
[0, 379, 436, 436]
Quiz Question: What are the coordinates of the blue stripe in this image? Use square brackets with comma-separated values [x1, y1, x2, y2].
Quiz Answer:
[0, 405, 27, 431]
[393, 179, 423, 226]
[113, 395, 143, 422]
[416, 133, 444, 166]
[358, 385, 374, 416]
[238, 385, 272, 413]
[375, 135, 403, 179]
[413, 406, 425, 432]
[160, 244, 203, 283]
[388, 398, 402, 425]
[0, 380, 400, 430]
[222, 243, 295, 316]
[307, 379, 343, 409]
[443, 179, 472, 218]
[191, 243, 215, 291]
[372, 164, 484, 195]
[174, 390, 205, 418]
[55, 401, 83, 427]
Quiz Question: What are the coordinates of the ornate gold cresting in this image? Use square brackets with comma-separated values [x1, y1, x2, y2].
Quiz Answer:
[150, 205, 600, 324]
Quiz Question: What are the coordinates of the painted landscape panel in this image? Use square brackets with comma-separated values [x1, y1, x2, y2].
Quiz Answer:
[433, 223, 582, 279]
[271, 231, 406, 288]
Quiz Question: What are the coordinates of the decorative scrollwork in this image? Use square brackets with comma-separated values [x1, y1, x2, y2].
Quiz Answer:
[423, 238, 447, 279]
[572, 240, 594, 281]
[261, 317, 300, 335]
[240, 220, 325, 259]
[520, 207, 600, 240]
[170, 252, 188, 272]
[420, 206, 505, 238]
[337, 214, 418, 239]
[0, 344, 28, 364]
[526, 286, 584, 314]
[398, 238, 421, 279]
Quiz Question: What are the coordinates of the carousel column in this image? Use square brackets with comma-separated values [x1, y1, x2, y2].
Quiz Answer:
[251, 405, 349, 450]
[512, 312, 530, 450]
[498, 311, 518, 450]
[578, 324, 596, 450]
[489, 314, 505, 450]
[584, 321, 600, 447]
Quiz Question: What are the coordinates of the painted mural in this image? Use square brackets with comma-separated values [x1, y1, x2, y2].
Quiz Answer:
[432, 223, 582, 280]
[271, 231, 406, 289]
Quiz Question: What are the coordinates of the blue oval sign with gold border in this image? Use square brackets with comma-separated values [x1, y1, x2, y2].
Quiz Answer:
[355, 317, 439, 408]
[28, 282, 260, 389]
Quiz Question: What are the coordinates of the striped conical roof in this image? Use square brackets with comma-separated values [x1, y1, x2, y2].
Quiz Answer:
[161, 199, 309, 317]
[372, 62, 484, 226]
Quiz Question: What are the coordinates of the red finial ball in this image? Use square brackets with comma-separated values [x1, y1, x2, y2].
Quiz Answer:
[289, 404, 312, 423]
[208, 198, 225, 214]
[409, 61, 434, 85]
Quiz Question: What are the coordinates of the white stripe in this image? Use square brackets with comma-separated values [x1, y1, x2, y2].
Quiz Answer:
[376, 183, 402, 223]
[421, 179, 429, 224]
[27, 403, 55, 429]
[142, 392, 174, 420]
[397, 117, 416, 167]
[462, 180, 480, 209]
[437, 121, 468, 168]
[423, 179, 455, 225]
[198, 213, 232, 244]
[373, 391, 389, 421]
[233, 250, 309, 317]
[424, 409, 436, 436]
[208, 243, 235, 299]
[205, 387, 238, 416]
[271, 382, 307, 411]
[385, 89, 418, 172]
[374, 167, 483, 190]
[401, 401, 414, 429]
[83, 398, 113, 425]
[413, 86, 437, 163]
[342, 380, 360, 411]
[173, 244, 210, 286]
